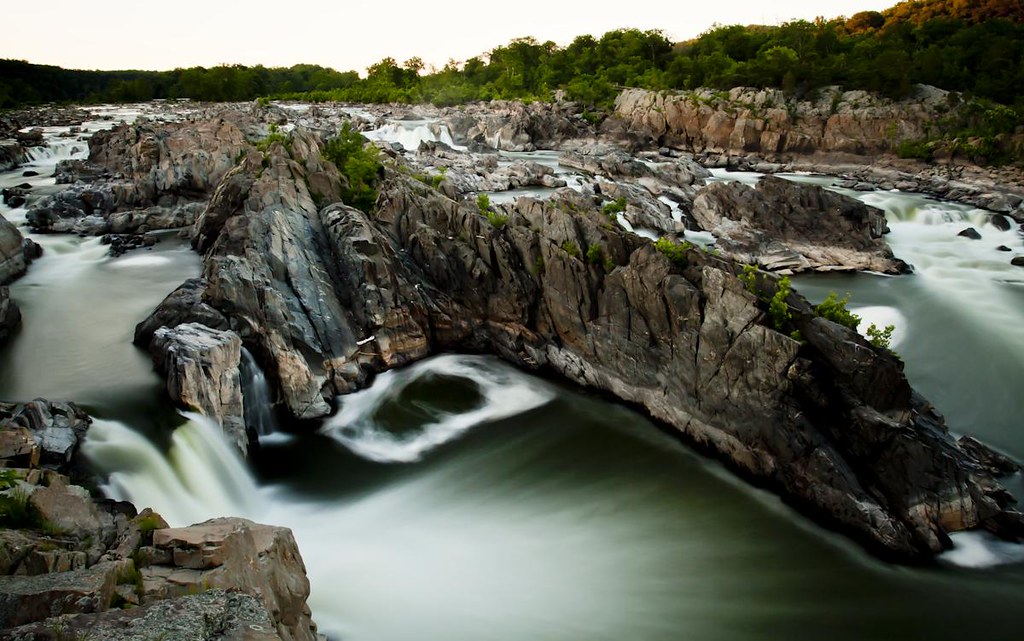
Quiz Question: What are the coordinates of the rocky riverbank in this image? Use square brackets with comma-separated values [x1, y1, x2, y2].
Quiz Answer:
[0, 399, 318, 641]
[26, 102, 1004, 561]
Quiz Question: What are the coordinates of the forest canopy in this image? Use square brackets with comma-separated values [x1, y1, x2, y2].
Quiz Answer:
[1, 0, 1022, 110]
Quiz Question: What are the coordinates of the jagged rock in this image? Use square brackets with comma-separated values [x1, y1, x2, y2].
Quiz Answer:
[125, 112, 1024, 561]
[101, 232, 157, 257]
[957, 227, 982, 240]
[958, 436, 1022, 477]
[691, 175, 908, 273]
[0, 215, 31, 285]
[1, 188, 27, 209]
[143, 518, 316, 641]
[0, 590, 284, 641]
[0, 288, 20, 347]
[0, 142, 25, 172]
[0, 559, 131, 628]
[443, 100, 592, 151]
[133, 278, 229, 348]
[150, 323, 249, 455]
[0, 400, 91, 475]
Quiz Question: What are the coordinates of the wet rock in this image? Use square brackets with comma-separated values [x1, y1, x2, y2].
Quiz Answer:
[691, 175, 907, 273]
[996, 245, 1012, 252]
[0, 215, 32, 285]
[0, 287, 20, 347]
[958, 436, 1022, 477]
[150, 323, 249, 455]
[20, 170, 38, 178]
[1, 188, 27, 208]
[1011, 256, 1024, 267]
[990, 214, 1012, 232]
[133, 278, 229, 348]
[101, 232, 158, 257]
[957, 227, 982, 240]
[0, 142, 25, 172]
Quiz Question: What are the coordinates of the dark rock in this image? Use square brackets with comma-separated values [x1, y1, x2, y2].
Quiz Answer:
[0, 142, 24, 172]
[0, 287, 20, 347]
[14, 128, 43, 147]
[990, 214, 1011, 232]
[1, 215, 33, 284]
[1011, 256, 1024, 267]
[133, 278, 229, 348]
[21, 170, 38, 178]
[996, 245, 1012, 252]
[957, 227, 982, 240]
[101, 232, 158, 257]
[958, 435, 1022, 477]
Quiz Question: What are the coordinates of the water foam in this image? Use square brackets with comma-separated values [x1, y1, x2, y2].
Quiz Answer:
[321, 354, 554, 463]
[942, 531, 1024, 568]
[83, 413, 264, 527]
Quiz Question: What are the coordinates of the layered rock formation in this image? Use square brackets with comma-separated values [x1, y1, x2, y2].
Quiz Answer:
[691, 175, 909, 273]
[151, 323, 250, 455]
[0, 216, 37, 286]
[612, 85, 953, 159]
[0, 401, 317, 641]
[119, 112, 1024, 560]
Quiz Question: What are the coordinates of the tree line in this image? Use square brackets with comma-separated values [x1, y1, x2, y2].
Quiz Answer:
[1, 0, 1021, 112]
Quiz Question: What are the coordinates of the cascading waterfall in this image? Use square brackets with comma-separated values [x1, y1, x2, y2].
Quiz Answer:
[82, 413, 265, 527]
[241, 348, 276, 438]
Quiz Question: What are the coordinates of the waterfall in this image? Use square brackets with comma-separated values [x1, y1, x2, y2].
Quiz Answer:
[82, 412, 264, 527]
[240, 348, 276, 437]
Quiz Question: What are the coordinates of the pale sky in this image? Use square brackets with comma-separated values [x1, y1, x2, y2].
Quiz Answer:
[3, 1, 897, 73]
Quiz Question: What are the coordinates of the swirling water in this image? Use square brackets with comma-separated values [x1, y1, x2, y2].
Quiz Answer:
[2, 116, 1023, 640]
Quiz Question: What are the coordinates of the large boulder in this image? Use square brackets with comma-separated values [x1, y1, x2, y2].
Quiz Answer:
[691, 175, 909, 273]
[143, 518, 316, 641]
[133, 277, 230, 348]
[0, 215, 33, 285]
[150, 323, 249, 455]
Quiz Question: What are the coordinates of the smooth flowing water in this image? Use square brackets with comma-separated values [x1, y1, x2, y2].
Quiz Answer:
[3, 115, 1023, 640]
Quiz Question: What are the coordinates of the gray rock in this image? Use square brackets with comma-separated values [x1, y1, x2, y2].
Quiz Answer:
[957, 227, 982, 240]
[691, 175, 908, 273]
[133, 278, 229, 348]
[0, 400, 91, 475]
[0, 559, 129, 627]
[0, 215, 30, 285]
[150, 323, 249, 455]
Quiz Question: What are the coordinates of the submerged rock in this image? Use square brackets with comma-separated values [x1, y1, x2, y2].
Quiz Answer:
[0, 288, 20, 347]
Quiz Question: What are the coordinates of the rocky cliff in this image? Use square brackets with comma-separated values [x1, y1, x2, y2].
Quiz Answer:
[115, 112, 1024, 561]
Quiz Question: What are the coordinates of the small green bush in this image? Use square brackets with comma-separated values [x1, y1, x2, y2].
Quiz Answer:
[323, 122, 382, 214]
[485, 211, 508, 229]
[255, 123, 288, 153]
[866, 323, 895, 350]
[602, 197, 627, 217]
[0, 485, 36, 529]
[532, 256, 545, 275]
[586, 244, 604, 265]
[476, 193, 491, 214]
[815, 291, 861, 331]
[768, 276, 793, 331]
[896, 139, 933, 161]
[654, 237, 692, 268]
[561, 241, 580, 257]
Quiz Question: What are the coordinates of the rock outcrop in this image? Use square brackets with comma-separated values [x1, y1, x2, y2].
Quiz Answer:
[612, 85, 953, 159]
[150, 323, 250, 455]
[691, 175, 910, 273]
[0, 399, 91, 477]
[443, 100, 593, 151]
[133, 111, 1024, 560]
[0, 216, 38, 286]
[0, 143, 24, 173]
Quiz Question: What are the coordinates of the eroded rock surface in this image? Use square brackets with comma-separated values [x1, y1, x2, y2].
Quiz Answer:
[691, 175, 910, 273]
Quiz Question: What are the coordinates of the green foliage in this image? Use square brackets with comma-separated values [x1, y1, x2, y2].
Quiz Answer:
[602, 197, 627, 217]
[137, 513, 163, 534]
[485, 211, 508, 229]
[654, 237, 692, 268]
[768, 276, 793, 331]
[561, 241, 580, 257]
[476, 193, 491, 214]
[323, 123, 381, 214]
[585, 243, 605, 266]
[897, 139, 934, 161]
[866, 323, 896, 350]
[815, 291, 861, 331]
[0, 484, 36, 529]
[532, 255, 545, 275]
[255, 123, 287, 153]
[738, 263, 759, 294]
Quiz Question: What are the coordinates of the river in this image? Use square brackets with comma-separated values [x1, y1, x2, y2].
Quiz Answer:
[2, 108, 1022, 641]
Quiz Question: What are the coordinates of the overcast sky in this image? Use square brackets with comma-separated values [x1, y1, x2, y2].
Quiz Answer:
[3, 1, 896, 73]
